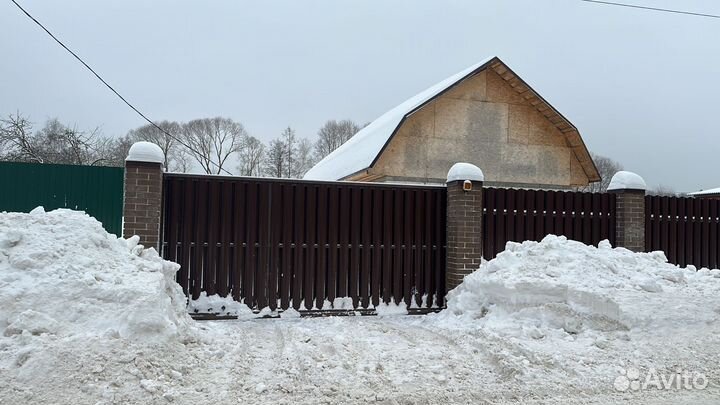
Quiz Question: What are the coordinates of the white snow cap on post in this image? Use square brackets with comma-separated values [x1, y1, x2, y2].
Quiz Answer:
[446, 162, 484, 183]
[126, 141, 165, 164]
[607, 171, 647, 191]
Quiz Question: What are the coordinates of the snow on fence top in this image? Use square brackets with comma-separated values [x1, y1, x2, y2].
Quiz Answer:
[446, 162, 484, 183]
[607, 170, 647, 191]
[303, 56, 496, 181]
[688, 187, 720, 196]
[126, 141, 165, 164]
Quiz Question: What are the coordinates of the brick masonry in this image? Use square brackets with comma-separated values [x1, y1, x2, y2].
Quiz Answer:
[611, 189, 645, 252]
[123, 161, 163, 250]
[446, 180, 483, 291]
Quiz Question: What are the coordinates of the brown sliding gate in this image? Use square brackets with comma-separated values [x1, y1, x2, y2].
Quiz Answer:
[646, 195, 720, 269]
[161, 174, 447, 311]
[482, 187, 616, 259]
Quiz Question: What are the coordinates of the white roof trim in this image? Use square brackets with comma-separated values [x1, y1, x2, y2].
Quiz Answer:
[303, 56, 496, 181]
[688, 187, 720, 196]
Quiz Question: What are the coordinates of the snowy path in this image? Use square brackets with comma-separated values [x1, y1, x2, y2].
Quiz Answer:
[44, 315, 708, 405]
[3, 314, 719, 404]
[181, 316, 720, 404]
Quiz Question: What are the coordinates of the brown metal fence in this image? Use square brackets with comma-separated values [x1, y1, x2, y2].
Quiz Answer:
[645, 195, 720, 269]
[161, 174, 447, 311]
[483, 187, 616, 259]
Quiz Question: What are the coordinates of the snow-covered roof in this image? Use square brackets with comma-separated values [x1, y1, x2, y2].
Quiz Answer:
[688, 187, 720, 196]
[303, 56, 600, 183]
[304, 57, 495, 181]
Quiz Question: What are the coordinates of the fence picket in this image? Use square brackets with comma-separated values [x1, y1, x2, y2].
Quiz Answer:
[192, 180, 207, 301]
[372, 189, 383, 308]
[382, 189, 393, 304]
[361, 189, 373, 309]
[281, 184, 294, 310]
[326, 187, 339, 305]
[292, 185, 306, 310]
[710, 201, 718, 269]
[350, 188, 362, 308]
[316, 186, 328, 310]
[563, 192, 577, 239]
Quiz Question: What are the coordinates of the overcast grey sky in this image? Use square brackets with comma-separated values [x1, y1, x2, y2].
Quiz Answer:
[1, 0, 719, 191]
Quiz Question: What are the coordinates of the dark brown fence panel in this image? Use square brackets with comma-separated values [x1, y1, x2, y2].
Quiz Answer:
[162, 175, 446, 312]
[646, 195, 720, 269]
[482, 187, 616, 260]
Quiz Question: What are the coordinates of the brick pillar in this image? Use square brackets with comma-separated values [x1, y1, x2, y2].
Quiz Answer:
[446, 163, 484, 291]
[608, 170, 647, 252]
[123, 142, 165, 250]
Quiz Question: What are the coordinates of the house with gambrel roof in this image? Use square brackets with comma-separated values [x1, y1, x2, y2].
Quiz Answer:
[304, 56, 600, 189]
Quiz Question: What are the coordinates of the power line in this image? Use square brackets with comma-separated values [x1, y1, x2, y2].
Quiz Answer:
[8, 0, 233, 175]
[580, 0, 720, 19]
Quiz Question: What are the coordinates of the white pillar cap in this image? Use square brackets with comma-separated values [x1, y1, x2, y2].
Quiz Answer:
[126, 141, 165, 164]
[446, 162, 484, 183]
[607, 170, 647, 191]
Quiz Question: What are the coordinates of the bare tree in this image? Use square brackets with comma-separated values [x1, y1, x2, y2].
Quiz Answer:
[280, 126, 297, 178]
[237, 135, 265, 176]
[314, 119, 361, 160]
[181, 117, 246, 174]
[649, 185, 683, 197]
[34, 119, 108, 165]
[127, 121, 181, 169]
[294, 137, 315, 178]
[261, 127, 313, 178]
[579, 152, 624, 193]
[263, 139, 286, 178]
[0, 113, 117, 166]
[0, 112, 41, 162]
[94, 134, 133, 167]
[171, 146, 193, 173]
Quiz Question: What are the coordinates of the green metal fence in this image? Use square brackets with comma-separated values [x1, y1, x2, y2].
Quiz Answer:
[0, 161, 124, 236]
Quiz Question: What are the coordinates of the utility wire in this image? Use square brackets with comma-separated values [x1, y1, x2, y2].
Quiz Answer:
[580, 0, 720, 19]
[8, 0, 233, 175]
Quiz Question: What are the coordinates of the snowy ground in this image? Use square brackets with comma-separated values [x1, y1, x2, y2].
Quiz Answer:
[1, 209, 719, 404]
[4, 316, 718, 404]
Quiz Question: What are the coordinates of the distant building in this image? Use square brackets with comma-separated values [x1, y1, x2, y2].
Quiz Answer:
[688, 188, 720, 200]
[304, 56, 600, 189]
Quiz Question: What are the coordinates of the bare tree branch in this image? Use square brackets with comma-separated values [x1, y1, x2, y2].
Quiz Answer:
[577, 152, 624, 193]
[314, 119, 361, 160]
[180, 117, 245, 175]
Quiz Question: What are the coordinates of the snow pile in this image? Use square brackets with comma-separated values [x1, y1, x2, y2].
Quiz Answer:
[0, 208, 194, 342]
[446, 162, 484, 182]
[607, 170, 647, 191]
[126, 141, 164, 164]
[432, 235, 720, 396]
[188, 292, 255, 318]
[444, 235, 720, 336]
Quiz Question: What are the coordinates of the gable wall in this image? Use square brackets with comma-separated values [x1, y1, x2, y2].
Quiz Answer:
[367, 70, 590, 187]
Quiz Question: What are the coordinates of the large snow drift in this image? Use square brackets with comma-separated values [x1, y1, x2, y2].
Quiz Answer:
[0, 208, 193, 342]
[444, 235, 720, 335]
